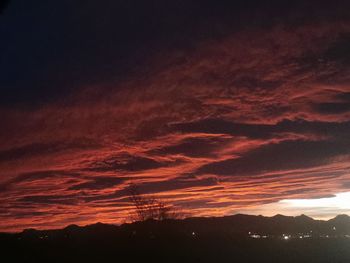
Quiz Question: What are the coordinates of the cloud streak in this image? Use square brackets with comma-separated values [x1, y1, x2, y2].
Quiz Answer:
[0, 0, 350, 231]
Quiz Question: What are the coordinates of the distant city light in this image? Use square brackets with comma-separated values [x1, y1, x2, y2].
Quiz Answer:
[282, 234, 291, 240]
[250, 234, 261, 239]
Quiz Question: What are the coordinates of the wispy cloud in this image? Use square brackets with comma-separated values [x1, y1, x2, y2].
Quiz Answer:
[1, 1, 350, 231]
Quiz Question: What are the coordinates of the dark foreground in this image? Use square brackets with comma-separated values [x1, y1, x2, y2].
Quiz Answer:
[2, 234, 350, 263]
[2, 215, 350, 262]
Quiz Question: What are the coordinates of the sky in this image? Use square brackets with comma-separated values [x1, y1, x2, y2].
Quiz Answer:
[0, 0, 350, 232]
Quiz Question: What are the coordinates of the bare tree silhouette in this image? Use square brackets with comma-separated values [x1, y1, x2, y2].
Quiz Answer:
[128, 184, 183, 222]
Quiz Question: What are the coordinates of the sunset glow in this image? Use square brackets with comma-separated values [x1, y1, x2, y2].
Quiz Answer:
[237, 192, 350, 220]
[1, 0, 350, 232]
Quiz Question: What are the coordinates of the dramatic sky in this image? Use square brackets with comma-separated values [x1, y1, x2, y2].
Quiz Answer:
[1, 0, 350, 231]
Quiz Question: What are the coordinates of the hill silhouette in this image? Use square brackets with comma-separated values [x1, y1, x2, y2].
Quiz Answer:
[1, 214, 350, 262]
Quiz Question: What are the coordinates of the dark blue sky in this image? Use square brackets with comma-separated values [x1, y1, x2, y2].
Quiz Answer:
[1, 0, 344, 106]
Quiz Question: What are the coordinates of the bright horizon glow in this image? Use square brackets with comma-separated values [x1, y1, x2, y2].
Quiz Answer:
[237, 192, 350, 220]
[280, 192, 350, 210]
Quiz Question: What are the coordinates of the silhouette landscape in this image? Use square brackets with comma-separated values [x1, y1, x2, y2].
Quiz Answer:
[2, 214, 350, 262]
[1, 1, 350, 262]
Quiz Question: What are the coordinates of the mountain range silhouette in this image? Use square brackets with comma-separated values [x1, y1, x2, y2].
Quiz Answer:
[1, 214, 350, 263]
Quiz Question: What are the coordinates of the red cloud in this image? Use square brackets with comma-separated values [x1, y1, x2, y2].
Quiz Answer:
[1, 17, 350, 232]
